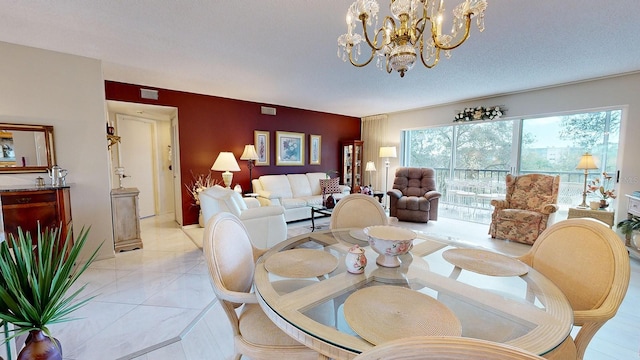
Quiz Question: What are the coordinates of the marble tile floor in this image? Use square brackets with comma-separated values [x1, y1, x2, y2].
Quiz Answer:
[46, 213, 639, 360]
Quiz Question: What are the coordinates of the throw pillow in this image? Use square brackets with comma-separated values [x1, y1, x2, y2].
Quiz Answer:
[320, 178, 341, 194]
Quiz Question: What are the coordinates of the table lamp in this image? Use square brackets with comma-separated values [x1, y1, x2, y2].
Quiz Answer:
[576, 152, 599, 208]
[211, 152, 240, 189]
[379, 146, 397, 209]
[240, 145, 259, 192]
[365, 161, 376, 189]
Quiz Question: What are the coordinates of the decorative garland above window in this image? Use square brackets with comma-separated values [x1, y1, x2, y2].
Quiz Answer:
[454, 106, 505, 122]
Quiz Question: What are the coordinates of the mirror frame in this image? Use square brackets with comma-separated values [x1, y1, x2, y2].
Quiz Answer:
[0, 123, 55, 173]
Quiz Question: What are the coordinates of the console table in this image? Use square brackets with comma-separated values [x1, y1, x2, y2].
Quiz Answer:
[0, 185, 73, 250]
[567, 207, 615, 228]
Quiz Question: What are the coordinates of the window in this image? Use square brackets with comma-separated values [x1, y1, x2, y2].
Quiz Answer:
[402, 109, 621, 223]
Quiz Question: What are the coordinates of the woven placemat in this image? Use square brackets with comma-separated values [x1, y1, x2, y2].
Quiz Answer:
[264, 249, 338, 278]
[442, 248, 529, 277]
[344, 285, 462, 345]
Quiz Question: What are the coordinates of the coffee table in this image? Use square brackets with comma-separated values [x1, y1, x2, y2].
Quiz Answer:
[310, 205, 333, 231]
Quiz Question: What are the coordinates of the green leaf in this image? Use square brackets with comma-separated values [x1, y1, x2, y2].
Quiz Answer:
[0, 225, 102, 343]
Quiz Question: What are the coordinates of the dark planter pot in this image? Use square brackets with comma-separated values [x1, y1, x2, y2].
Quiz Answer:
[599, 199, 609, 209]
[17, 330, 62, 360]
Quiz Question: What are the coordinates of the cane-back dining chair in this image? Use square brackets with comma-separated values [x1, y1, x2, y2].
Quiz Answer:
[352, 336, 544, 359]
[329, 193, 388, 229]
[517, 218, 630, 360]
[203, 212, 319, 360]
[489, 173, 561, 244]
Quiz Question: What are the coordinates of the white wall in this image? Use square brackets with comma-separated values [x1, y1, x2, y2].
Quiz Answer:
[384, 72, 640, 223]
[0, 41, 114, 260]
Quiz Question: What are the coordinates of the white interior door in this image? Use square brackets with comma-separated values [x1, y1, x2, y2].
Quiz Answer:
[116, 115, 157, 218]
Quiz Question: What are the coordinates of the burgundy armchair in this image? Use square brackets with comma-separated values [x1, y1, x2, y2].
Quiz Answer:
[387, 167, 442, 223]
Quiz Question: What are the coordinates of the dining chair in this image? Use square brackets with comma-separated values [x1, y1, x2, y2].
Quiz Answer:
[352, 336, 544, 359]
[329, 193, 388, 229]
[517, 218, 630, 360]
[203, 212, 320, 360]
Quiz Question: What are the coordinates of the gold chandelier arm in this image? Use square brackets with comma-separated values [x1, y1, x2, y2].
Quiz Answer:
[432, 15, 472, 51]
[360, 14, 395, 52]
[348, 46, 376, 67]
[419, 45, 440, 69]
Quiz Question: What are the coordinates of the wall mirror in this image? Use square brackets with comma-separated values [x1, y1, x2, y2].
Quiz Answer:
[0, 123, 55, 173]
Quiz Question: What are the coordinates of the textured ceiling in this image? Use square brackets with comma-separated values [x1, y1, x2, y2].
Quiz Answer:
[1, 0, 639, 118]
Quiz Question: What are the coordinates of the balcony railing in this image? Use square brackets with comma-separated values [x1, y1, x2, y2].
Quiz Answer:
[431, 167, 609, 224]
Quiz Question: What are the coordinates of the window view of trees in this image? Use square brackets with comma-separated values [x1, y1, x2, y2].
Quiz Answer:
[402, 109, 621, 223]
[521, 110, 619, 176]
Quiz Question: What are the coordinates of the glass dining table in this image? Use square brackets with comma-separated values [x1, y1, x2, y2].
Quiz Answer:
[253, 228, 573, 360]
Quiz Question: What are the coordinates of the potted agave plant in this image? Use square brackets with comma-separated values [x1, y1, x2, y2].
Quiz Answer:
[0, 225, 100, 360]
[618, 216, 640, 250]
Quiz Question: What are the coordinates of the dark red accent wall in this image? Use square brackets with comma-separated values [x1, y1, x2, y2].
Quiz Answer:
[104, 81, 361, 225]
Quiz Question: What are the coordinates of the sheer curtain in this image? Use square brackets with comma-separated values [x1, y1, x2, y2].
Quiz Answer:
[361, 114, 388, 191]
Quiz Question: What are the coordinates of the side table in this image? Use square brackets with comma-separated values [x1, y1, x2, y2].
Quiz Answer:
[111, 187, 143, 252]
[567, 207, 615, 228]
[373, 191, 384, 204]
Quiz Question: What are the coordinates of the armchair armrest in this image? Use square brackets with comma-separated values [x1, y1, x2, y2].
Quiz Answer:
[423, 190, 442, 201]
[388, 188, 403, 199]
[490, 199, 509, 210]
[216, 287, 259, 304]
[243, 197, 260, 208]
[540, 203, 559, 214]
[239, 205, 285, 221]
[257, 189, 276, 199]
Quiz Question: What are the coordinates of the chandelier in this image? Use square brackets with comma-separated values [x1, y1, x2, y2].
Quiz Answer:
[337, 0, 488, 77]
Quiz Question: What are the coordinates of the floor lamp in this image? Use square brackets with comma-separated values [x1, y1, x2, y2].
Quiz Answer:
[379, 146, 397, 210]
[576, 152, 599, 208]
[240, 145, 259, 192]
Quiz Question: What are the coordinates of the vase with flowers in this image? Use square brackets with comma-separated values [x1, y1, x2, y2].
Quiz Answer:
[587, 172, 617, 208]
[185, 170, 219, 226]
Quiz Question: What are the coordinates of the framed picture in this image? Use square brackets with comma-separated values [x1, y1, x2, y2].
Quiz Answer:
[310, 134, 321, 165]
[276, 131, 305, 166]
[254, 130, 270, 166]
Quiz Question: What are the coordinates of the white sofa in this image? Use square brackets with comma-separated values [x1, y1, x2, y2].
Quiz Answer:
[198, 185, 287, 248]
[252, 172, 350, 222]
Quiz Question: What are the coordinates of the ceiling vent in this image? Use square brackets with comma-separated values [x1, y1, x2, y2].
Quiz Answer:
[261, 106, 276, 116]
[140, 88, 159, 100]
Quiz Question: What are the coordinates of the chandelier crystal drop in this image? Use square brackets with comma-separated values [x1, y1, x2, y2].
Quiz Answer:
[337, 0, 488, 77]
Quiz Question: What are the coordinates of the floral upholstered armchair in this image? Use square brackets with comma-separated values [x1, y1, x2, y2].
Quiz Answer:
[489, 173, 560, 245]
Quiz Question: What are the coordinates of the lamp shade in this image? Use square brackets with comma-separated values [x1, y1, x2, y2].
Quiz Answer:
[576, 152, 599, 170]
[212, 152, 240, 189]
[211, 152, 240, 171]
[365, 161, 376, 172]
[240, 145, 259, 160]
[379, 146, 397, 158]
